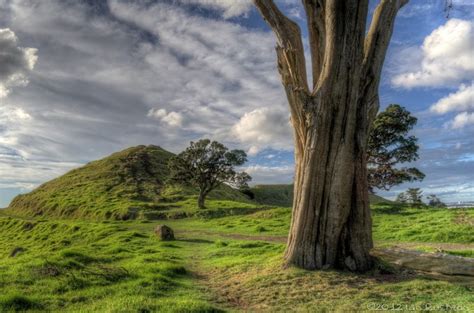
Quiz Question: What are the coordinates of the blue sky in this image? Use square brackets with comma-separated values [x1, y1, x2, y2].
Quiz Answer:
[0, 0, 473, 207]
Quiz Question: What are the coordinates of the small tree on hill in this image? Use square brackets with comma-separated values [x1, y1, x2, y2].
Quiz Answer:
[168, 139, 251, 209]
[426, 194, 446, 208]
[405, 188, 424, 207]
[395, 192, 408, 204]
[368, 104, 425, 192]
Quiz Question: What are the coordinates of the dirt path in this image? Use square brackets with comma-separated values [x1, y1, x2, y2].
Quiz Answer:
[178, 228, 474, 251]
[384, 242, 474, 251]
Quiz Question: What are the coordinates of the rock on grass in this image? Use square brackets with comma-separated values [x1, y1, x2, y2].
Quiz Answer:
[155, 225, 175, 241]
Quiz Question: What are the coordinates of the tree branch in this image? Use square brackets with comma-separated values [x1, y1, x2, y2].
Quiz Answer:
[302, 0, 325, 89]
[253, 0, 309, 93]
[363, 0, 409, 120]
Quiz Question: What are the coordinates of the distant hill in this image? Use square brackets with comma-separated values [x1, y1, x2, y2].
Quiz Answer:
[7, 145, 252, 220]
[8, 145, 392, 219]
[250, 184, 294, 207]
[251, 184, 392, 207]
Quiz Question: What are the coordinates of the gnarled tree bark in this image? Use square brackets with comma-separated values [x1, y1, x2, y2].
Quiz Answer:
[253, 0, 408, 271]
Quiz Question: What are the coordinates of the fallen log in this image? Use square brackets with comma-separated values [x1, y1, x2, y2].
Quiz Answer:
[372, 248, 474, 285]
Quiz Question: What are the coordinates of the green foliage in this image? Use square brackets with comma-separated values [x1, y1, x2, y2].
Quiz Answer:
[397, 188, 425, 207]
[368, 104, 425, 191]
[168, 139, 251, 209]
[426, 194, 447, 208]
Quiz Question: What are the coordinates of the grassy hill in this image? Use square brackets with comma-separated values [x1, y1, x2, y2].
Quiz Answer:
[7, 145, 252, 220]
[251, 184, 392, 207]
[8, 145, 394, 220]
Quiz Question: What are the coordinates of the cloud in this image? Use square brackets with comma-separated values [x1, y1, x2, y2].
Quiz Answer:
[430, 81, 474, 129]
[0, 28, 37, 98]
[148, 108, 184, 127]
[392, 19, 473, 88]
[0, 107, 32, 122]
[243, 164, 294, 185]
[231, 108, 292, 155]
[178, 0, 252, 19]
[447, 112, 474, 129]
[0, 0, 286, 198]
[430, 82, 474, 114]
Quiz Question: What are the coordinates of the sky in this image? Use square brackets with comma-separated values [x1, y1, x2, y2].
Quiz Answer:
[0, 0, 473, 207]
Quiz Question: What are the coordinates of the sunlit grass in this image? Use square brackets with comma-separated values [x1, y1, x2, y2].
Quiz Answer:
[1, 203, 473, 312]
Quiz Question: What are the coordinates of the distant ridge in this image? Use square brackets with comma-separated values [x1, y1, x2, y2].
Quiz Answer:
[251, 184, 392, 207]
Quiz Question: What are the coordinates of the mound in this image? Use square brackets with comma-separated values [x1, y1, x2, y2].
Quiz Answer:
[251, 184, 392, 207]
[8, 145, 251, 220]
[8, 145, 173, 219]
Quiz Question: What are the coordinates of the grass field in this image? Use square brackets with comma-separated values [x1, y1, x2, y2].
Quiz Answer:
[1, 201, 473, 312]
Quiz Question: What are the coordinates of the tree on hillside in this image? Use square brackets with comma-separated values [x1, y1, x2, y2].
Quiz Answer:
[253, 0, 408, 271]
[168, 139, 251, 209]
[426, 194, 446, 208]
[395, 192, 408, 204]
[368, 104, 425, 192]
[404, 188, 424, 207]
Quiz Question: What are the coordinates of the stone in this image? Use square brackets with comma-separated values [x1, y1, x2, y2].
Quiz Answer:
[154, 225, 175, 241]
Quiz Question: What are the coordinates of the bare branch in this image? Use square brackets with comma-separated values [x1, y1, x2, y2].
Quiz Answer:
[253, 0, 309, 93]
[302, 0, 325, 89]
[363, 0, 408, 119]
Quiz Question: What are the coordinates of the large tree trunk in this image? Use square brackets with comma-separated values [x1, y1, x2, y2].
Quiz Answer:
[253, 0, 408, 271]
[285, 103, 373, 270]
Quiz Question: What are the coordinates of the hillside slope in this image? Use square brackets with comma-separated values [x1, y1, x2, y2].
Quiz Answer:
[251, 184, 392, 207]
[7, 145, 252, 220]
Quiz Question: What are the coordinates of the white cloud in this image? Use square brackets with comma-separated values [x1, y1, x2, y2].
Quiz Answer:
[179, 0, 252, 19]
[232, 108, 292, 155]
[148, 108, 184, 127]
[431, 82, 474, 114]
[448, 112, 474, 129]
[0, 28, 38, 98]
[243, 164, 294, 185]
[0, 107, 32, 121]
[392, 19, 473, 88]
[147, 108, 167, 119]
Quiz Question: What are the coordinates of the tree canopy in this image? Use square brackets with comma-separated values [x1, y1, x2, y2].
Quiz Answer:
[427, 194, 447, 208]
[368, 104, 425, 192]
[168, 139, 251, 209]
[396, 188, 424, 207]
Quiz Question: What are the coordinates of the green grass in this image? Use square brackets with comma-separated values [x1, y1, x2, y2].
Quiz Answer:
[163, 205, 474, 245]
[196, 239, 473, 312]
[0, 215, 221, 312]
[1, 203, 473, 312]
[372, 205, 474, 243]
